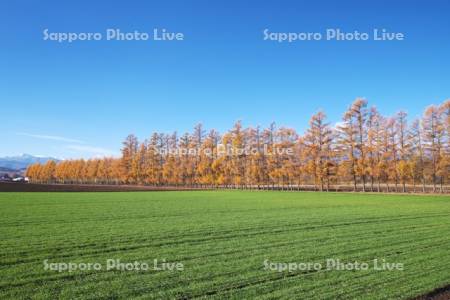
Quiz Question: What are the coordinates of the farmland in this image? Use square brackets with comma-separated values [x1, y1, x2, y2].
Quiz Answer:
[0, 191, 449, 299]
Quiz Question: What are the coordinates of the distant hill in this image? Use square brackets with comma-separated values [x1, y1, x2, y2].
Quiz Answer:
[0, 154, 60, 171]
[0, 167, 23, 177]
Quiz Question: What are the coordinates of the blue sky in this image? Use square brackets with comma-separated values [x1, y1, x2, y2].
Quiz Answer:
[1, 0, 449, 158]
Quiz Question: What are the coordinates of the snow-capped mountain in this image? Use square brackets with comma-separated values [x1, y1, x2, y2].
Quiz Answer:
[0, 154, 60, 171]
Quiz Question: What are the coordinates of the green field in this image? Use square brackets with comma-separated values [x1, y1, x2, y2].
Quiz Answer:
[0, 191, 449, 299]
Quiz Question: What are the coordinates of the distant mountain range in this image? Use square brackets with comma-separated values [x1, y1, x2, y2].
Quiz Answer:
[0, 154, 60, 173]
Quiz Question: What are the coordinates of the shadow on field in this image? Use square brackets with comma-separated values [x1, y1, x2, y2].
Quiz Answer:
[412, 284, 450, 300]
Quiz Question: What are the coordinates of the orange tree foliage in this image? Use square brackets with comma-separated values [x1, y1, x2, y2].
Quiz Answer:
[26, 99, 450, 192]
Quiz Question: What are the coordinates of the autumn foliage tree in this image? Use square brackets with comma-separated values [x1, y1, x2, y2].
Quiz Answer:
[26, 99, 450, 193]
[304, 111, 334, 191]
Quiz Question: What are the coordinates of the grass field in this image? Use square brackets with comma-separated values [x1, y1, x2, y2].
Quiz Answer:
[0, 191, 449, 299]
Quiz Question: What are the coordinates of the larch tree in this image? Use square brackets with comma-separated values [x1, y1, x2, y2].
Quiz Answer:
[367, 107, 383, 192]
[120, 134, 139, 184]
[386, 118, 399, 191]
[439, 100, 450, 188]
[422, 105, 444, 192]
[229, 121, 246, 187]
[304, 111, 333, 191]
[409, 120, 426, 192]
[396, 111, 410, 192]
[350, 98, 369, 191]
[276, 127, 298, 189]
[338, 111, 358, 191]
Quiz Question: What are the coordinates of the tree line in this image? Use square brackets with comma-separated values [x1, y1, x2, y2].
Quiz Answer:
[26, 99, 450, 193]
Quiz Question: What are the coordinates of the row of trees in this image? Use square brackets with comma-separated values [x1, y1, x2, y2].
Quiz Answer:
[26, 99, 450, 193]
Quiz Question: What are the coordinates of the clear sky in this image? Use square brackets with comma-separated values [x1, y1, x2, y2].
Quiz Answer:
[1, 0, 449, 159]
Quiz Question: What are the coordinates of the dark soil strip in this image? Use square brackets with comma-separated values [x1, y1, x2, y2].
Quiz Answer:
[411, 284, 450, 300]
[1, 182, 449, 194]
[0, 182, 210, 192]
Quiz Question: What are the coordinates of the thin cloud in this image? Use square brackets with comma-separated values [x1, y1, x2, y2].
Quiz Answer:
[65, 145, 119, 158]
[17, 132, 85, 144]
